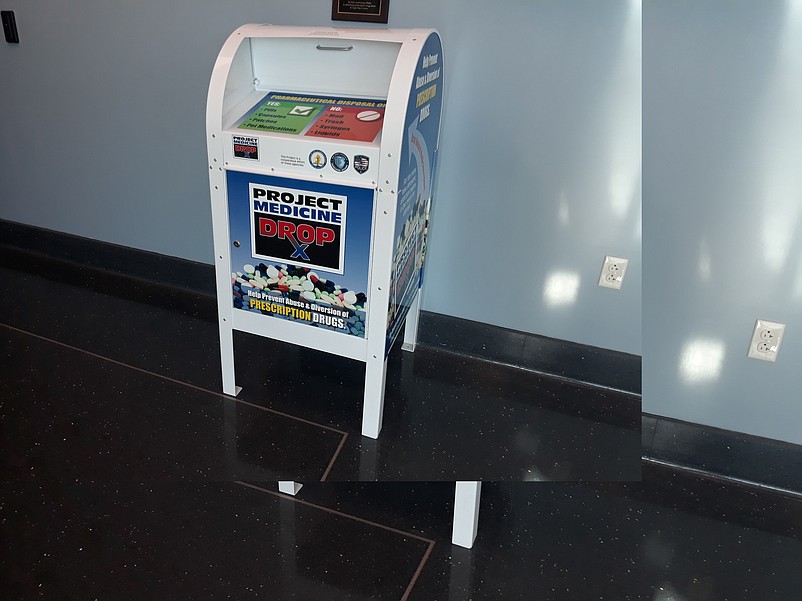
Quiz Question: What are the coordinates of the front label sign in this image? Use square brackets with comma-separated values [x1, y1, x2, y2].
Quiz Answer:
[228, 171, 373, 338]
[249, 184, 347, 275]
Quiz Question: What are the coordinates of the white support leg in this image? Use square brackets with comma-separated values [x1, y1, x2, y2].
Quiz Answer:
[362, 355, 388, 439]
[278, 481, 303, 496]
[402, 291, 421, 352]
[219, 321, 240, 396]
[452, 481, 482, 548]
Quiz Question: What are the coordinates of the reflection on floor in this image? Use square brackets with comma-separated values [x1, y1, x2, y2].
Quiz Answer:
[3, 466, 801, 600]
[0, 259, 640, 481]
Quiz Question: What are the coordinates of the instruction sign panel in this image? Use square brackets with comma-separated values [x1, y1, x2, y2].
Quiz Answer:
[227, 171, 373, 338]
[238, 96, 323, 134]
[306, 105, 385, 142]
[237, 92, 386, 142]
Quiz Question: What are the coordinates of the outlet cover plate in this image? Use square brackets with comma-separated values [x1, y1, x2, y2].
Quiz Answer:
[747, 319, 785, 362]
[598, 256, 629, 290]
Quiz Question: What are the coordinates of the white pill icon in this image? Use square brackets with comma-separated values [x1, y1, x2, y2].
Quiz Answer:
[357, 110, 382, 122]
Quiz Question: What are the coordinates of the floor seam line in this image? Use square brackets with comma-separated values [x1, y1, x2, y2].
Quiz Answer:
[401, 540, 435, 601]
[1, 322, 350, 439]
[235, 480, 435, 601]
[321, 433, 349, 482]
[232, 481, 437, 544]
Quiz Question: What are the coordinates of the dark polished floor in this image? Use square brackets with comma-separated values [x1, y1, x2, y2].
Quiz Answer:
[2, 254, 800, 599]
[3, 464, 801, 600]
[0, 259, 640, 481]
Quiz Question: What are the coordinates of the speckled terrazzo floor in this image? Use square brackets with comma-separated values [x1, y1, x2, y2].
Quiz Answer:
[1, 254, 800, 599]
[0, 260, 640, 481]
[3, 468, 801, 600]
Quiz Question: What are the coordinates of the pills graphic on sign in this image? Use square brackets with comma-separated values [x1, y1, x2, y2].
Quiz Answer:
[357, 110, 382, 122]
[231, 262, 367, 336]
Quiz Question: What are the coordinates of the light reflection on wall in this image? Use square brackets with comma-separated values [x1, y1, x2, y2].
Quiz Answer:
[609, 168, 639, 218]
[756, 2, 802, 272]
[794, 257, 802, 298]
[559, 190, 570, 227]
[543, 271, 581, 308]
[698, 238, 711, 281]
[678, 339, 726, 384]
[762, 208, 799, 272]
[604, 0, 641, 223]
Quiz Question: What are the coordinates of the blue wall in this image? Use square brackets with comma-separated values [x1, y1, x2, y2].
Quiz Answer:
[6, 1, 799, 446]
[644, 0, 802, 445]
[0, 0, 642, 356]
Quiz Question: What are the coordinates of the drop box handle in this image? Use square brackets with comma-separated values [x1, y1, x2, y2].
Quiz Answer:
[316, 44, 354, 51]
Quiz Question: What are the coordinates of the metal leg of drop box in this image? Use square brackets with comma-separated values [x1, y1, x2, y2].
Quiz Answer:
[402, 291, 421, 352]
[278, 481, 303, 496]
[219, 321, 241, 397]
[362, 354, 388, 439]
[452, 481, 482, 548]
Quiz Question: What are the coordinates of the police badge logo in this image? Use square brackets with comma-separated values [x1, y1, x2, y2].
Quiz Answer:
[353, 155, 370, 174]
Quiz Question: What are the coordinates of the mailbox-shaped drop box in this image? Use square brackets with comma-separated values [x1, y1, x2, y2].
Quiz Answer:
[206, 25, 444, 438]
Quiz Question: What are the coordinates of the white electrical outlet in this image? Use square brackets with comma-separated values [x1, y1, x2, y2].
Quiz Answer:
[598, 256, 629, 290]
[747, 319, 786, 362]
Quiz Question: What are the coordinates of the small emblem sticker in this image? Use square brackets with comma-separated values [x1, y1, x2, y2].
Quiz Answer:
[331, 153, 349, 172]
[353, 155, 370, 174]
[309, 150, 327, 169]
[233, 135, 258, 160]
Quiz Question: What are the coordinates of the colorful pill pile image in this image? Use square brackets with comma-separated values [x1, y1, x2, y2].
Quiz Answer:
[232, 262, 367, 337]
